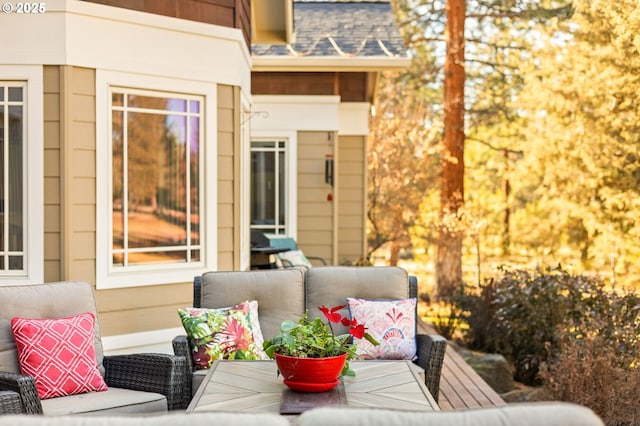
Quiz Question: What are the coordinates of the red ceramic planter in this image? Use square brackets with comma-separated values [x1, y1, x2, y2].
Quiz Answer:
[274, 353, 347, 392]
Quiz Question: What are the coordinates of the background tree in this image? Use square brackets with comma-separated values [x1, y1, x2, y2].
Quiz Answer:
[367, 53, 441, 265]
[377, 0, 572, 293]
[512, 0, 640, 288]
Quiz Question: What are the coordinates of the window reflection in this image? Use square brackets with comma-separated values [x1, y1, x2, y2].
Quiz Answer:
[111, 89, 202, 267]
[0, 85, 25, 272]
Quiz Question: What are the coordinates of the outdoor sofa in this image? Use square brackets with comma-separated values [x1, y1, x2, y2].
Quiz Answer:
[172, 266, 447, 403]
[0, 281, 188, 415]
[0, 402, 604, 425]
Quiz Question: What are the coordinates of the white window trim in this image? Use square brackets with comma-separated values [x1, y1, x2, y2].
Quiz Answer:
[96, 70, 217, 289]
[250, 130, 298, 240]
[0, 65, 43, 286]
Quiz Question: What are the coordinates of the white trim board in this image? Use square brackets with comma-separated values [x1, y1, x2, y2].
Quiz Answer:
[0, 0, 251, 92]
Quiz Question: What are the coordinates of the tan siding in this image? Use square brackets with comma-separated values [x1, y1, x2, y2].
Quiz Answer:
[297, 131, 334, 263]
[96, 283, 190, 335]
[44, 70, 243, 339]
[337, 135, 366, 263]
[217, 84, 240, 271]
[49, 66, 192, 337]
[43, 66, 62, 282]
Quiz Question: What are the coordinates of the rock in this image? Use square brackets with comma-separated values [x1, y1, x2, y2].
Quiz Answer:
[501, 382, 552, 403]
[463, 352, 514, 394]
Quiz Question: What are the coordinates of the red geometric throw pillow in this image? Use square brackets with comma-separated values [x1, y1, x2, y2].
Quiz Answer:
[11, 312, 108, 399]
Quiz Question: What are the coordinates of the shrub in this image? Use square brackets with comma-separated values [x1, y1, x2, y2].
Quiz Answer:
[458, 265, 622, 385]
[540, 331, 640, 426]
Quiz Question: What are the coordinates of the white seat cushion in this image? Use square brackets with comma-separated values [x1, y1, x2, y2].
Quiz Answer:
[41, 387, 166, 415]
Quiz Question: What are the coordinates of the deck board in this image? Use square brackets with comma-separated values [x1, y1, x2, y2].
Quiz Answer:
[418, 318, 507, 410]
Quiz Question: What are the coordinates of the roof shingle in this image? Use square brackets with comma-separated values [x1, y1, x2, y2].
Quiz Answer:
[252, 1, 407, 58]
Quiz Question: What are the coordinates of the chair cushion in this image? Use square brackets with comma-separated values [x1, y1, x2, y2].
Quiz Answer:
[305, 267, 410, 336]
[11, 312, 108, 399]
[0, 281, 104, 376]
[199, 269, 305, 340]
[296, 403, 605, 426]
[277, 250, 312, 268]
[0, 411, 290, 426]
[178, 302, 267, 369]
[40, 387, 167, 416]
[346, 298, 417, 360]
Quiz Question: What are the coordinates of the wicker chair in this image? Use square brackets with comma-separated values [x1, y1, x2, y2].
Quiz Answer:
[0, 391, 22, 415]
[174, 268, 447, 404]
[0, 281, 189, 414]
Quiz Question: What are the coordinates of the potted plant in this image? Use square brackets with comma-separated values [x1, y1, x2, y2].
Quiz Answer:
[263, 305, 378, 392]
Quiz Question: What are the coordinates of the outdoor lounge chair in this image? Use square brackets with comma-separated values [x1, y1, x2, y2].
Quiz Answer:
[267, 235, 328, 267]
[250, 231, 328, 269]
[0, 391, 22, 415]
[0, 281, 188, 415]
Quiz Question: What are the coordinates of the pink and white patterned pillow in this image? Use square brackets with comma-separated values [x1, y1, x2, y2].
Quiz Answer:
[11, 312, 108, 399]
[346, 297, 417, 360]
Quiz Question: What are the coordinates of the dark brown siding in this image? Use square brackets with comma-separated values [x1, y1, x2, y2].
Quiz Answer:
[84, 0, 251, 45]
[252, 72, 369, 101]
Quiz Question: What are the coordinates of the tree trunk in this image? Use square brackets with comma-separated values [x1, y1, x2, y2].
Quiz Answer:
[436, 0, 465, 300]
[388, 241, 400, 266]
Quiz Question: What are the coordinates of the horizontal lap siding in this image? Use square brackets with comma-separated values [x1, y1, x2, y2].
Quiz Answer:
[297, 131, 334, 263]
[43, 66, 62, 282]
[217, 84, 239, 271]
[337, 135, 366, 263]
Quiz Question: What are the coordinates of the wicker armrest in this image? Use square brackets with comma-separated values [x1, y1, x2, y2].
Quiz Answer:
[172, 335, 194, 371]
[172, 334, 194, 402]
[0, 371, 43, 414]
[414, 333, 447, 403]
[103, 353, 188, 410]
[0, 390, 23, 414]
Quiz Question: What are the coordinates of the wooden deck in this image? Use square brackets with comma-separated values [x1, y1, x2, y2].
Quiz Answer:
[418, 318, 507, 410]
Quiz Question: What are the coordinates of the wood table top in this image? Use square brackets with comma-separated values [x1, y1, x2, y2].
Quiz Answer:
[187, 359, 439, 416]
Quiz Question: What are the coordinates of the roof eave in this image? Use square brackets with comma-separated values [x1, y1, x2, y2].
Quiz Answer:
[251, 56, 411, 72]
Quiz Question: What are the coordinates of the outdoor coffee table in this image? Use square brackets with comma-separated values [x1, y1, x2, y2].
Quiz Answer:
[187, 359, 439, 417]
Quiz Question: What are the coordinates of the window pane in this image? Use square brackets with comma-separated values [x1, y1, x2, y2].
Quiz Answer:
[8, 105, 23, 252]
[8, 87, 22, 102]
[111, 89, 202, 267]
[112, 110, 124, 251]
[126, 111, 187, 249]
[112, 92, 123, 107]
[251, 151, 276, 226]
[278, 150, 285, 226]
[189, 116, 200, 245]
[0, 87, 4, 102]
[128, 94, 186, 112]
[0, 105, 4, 253]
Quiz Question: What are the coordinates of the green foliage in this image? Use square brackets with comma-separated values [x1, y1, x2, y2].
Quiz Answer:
[457, 265, 638, 385]
[263, 315, 354, 359]
[263, 312, 362, 377]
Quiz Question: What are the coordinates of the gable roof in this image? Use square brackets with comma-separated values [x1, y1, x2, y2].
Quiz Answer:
[252, 0, 409, 71]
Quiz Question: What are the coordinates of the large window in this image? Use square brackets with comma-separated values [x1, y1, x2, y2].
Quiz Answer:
[0, 84, 25, 273]
[251, 139, 287, 235]
[110, 88, 203, 267]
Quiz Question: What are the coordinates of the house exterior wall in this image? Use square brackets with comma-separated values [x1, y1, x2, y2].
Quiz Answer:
[252, 72, 372, 101]
[297, 131, 335, 263]
[337, 135, 367, 263]
[85, 0, 252, 45]
[1, 1, 250, 353]
[40, 68, 241, 349]
[251, 95, 370, 265]
[217, 85, 241, 271]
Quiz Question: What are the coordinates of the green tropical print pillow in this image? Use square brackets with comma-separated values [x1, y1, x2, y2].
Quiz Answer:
[178, 303, 262, 369]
